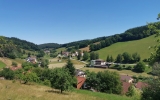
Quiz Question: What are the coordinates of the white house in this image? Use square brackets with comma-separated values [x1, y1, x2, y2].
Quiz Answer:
[90, 59, 106, 66]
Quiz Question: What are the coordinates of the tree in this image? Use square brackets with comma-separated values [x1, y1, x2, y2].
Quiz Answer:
[141, 14, 160, 100]
[82, 51, 89, 61]
[85, 71, 99, 89]
[96, 71, 122, 94]
[49, 68, 75, 93]
[106, 55, 110, 62]
[134, 61, 145, 72]
[110, 55, 114, 62]
[40, 59, 49, 68]
[116, 54, 123, 63]
[21, 72, 39, 84]
[65, 59, 75, 76]
[95, 52, 99, 59]
[132, 52, 141, 63]
[90, 52, 96, 60]
[122, 52, 132, 63]
[12, 61, 18, 67]
[77, 51, 81, 60]
[0, 68, 15, 80]
[126, 85, 136, 97]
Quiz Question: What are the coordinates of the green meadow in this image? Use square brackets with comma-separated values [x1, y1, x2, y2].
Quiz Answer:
[97, 35, 156, 60]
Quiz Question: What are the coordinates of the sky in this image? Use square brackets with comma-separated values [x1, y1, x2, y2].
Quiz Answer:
[0, 0, 160, 45]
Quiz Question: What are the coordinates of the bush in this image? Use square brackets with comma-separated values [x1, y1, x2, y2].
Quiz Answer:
[126, 66, 132, 70]
[117, 66, 123, 70]
[133, 61, 146, 72]
[12, 62, 18, 67]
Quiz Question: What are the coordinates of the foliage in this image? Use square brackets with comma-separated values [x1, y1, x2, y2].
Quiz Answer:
[7, 37, 40, 51]
[0, 68, 15, 80]
[85, 71, 99, 89]
[21, 72, 39, 84]
[82, 51, 89, 61]
[90, 52, 99, 60]
[49, 68, 75, 93]
[134, 61, 146, 72]
[126, 85, 136, 97]
[142, 77, 160, 100]
[38, 43, 61, 49]
[77, 51, 81, 60]
[85, 70, 122, 94]
[122, 52, 132, 63]
[64, 59, 75, 76]
[40, 59, 49, 68]
[132, 52, 141, 63]
[12, 62, 18, 67]
[115, 54, 123, 63]
[96, 71, 122, 94]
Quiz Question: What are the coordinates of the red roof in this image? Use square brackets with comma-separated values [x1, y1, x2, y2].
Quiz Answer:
[10, 66, 22, 71]
[77, 76, 86, 89]
[122, 82, 131, 94]
[120, 75, 133, 82]
[135, 82, 148, 89]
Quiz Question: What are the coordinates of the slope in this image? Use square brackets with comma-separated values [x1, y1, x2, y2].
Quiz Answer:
[0, 80, 131, 100]
[97, 35, 156, 60]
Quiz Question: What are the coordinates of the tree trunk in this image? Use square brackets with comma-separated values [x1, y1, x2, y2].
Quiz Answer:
[61, 88, 63, 93]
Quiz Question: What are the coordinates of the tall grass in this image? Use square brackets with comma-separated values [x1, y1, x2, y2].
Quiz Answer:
[0, 80, 133, 100]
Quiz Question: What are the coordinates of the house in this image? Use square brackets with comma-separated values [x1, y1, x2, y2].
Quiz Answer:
[62, 52, 70, 57]
[91, 59, 106, 66]
[26, 56, 37, 63]
[120, 75, 134, 83]
[10, 66, 22, 71]
[90, 59, 107, 68]
[77, 76, 86, 89]
[75, 69, 86, 77]
[135, 82, 148, 90]
[122, 82, 131, 94]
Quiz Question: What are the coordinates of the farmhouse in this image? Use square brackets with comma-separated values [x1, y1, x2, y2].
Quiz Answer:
[77, 76, 86, 89]
[75, 69, 86, 77]
[26, 56, 37, 63]
[90, 59, 107, 68]
[135, 81, 148, 90]
[120, 75, 134, 83]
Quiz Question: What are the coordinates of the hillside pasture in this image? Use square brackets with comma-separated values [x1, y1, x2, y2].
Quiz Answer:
[97, 35, 156, 60]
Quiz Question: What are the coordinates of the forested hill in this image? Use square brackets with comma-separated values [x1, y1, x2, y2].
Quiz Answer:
[40, 22, 160, 50]
[38, 43, 61, 49]
[5, 37, 40, 51]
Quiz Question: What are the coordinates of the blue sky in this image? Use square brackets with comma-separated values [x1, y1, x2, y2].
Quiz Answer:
[0, 0, 159, 44]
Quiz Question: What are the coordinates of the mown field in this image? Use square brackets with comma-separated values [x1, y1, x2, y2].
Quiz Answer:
[48, 58, 85, 69]
[81, 67, 152, 77]
[0, 61, 6, 69]
[97, 35, 156, 60]
[0, 80, 132, 100]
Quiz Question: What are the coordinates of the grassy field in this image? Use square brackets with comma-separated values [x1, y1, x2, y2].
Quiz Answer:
[97, 35, 156, 60]
[56, 47, 66, 53]
[0, 57, 25, 67]
[81, 67, 152, 77]
[0, 61, 6, 69]
[48, 58, 85, 69]
[0, 80, 132, 100]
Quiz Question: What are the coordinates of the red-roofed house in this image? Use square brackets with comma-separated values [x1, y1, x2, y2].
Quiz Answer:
[135, 82, 148, 90]
[122, 82, 131, 94]
[77, 76, 86, 89]
[120, 75, 134, 83]
[10, 66, 22, 71]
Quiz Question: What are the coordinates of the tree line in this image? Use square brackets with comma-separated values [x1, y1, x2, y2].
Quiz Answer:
[89, 23, 160, 51]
